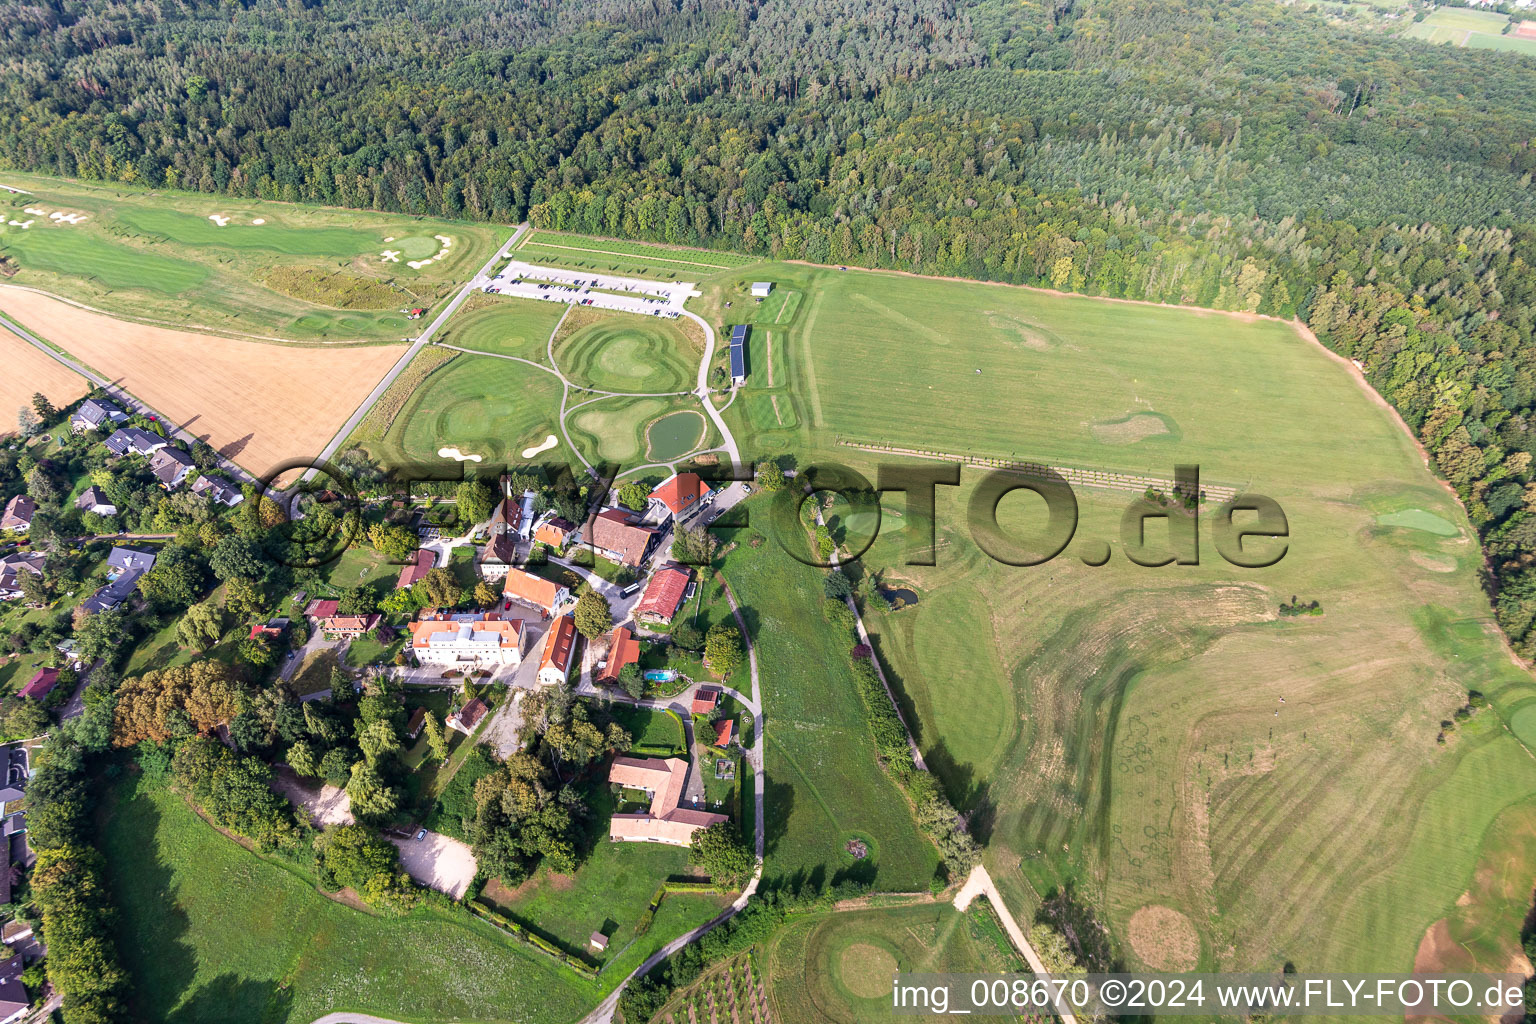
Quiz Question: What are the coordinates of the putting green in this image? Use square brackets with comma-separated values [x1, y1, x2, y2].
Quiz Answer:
[1510, 704, 1536, 750]
[1377, 508, 1459, 536]
[393, 235, 443, 260]
[555, 311, 696, 393]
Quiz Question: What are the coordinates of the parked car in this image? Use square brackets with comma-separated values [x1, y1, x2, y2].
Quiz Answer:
[415, 829, 427, 841]
[620, 582, 642, 598]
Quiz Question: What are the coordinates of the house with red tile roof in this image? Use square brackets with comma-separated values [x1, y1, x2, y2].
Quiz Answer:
[635, 564, 691, 624]
[713, 718, 735, 748]
[597, 626, 641, 685]
[607, 755, 727, 845]
[502, 567, 570, 615]
[447, 697, 488, 736]
[304, 598, 340, 620]
[19, 668, 59, 700]
[691, 686, 721, 715]
[588, 509, 657, 568]
[648, 473, 712, 519]
[396, 548, 436, 588]
[538, 614, 577, 687]
[533, 516, 575, 550]
[320, 613, 379, 638]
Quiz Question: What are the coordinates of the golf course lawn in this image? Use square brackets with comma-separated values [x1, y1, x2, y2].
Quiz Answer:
[0, 172, 500, 342]
[739, 263, 1536, 974]
[763, 903, 1024, 1023]
[378, 352, 569, 468]
[100, 779, 594, 1024]
[435, 295, 567, 360]
[553, 308, 699, 394]
[516, 230, 754, 281]
[567, 394, 715, 465]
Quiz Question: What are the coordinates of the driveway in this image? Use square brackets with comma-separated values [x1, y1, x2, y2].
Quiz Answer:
[390, 830, 477, 899]
[271, 767, 354, 827]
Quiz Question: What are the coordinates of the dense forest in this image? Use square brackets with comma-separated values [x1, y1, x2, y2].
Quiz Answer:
[5, 0, 1536, 650]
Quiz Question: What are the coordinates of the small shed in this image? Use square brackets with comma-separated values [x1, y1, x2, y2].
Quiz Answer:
[589, 931, 609, 952]
[751, 282, 772, 298]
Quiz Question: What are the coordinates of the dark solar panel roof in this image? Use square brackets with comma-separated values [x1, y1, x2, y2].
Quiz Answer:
[729, 343, 746, 377]
[730, 324, 748, 345]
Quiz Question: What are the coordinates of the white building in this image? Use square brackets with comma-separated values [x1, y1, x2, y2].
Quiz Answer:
[408, 616, 523, 667]
[751, 281, 772, 298]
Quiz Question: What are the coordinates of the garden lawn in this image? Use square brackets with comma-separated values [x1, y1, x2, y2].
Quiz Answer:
[100, 778, 594, 1024]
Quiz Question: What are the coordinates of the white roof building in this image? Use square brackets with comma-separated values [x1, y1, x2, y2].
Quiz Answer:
[408, 617, 523, 667]
[751, 281, 772, 298]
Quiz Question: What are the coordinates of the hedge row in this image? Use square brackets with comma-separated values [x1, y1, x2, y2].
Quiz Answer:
[467, 900, 599, 979]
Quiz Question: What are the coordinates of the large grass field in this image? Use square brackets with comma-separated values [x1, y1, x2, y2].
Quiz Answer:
[716, 260, 1536, 975]
[0, 173, 502, 342]
[516, 230, 755, 281]
[552, 308, 700, 394]
[1402, 7, 1536, 53]
[763, 903, 1026, 1023]
[434, 294, 567, 360]
[100, 779, 594, 1024]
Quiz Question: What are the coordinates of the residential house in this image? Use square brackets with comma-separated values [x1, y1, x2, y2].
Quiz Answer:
[397, 548, 436, 589]
[320, 613, 379, 638]
[447, 697, 488, 736]
[0, 952, 27, 1024]
[304, 598, 340, 621]
[405, 707, 426, 740]
[104, 427, 167, 458]
[502, 567, 570, 615]
[596, 625, 641, 686]
[648, 473, 712, 521]
[588, 509, 657, 568]
[537, 614, 577, 687]
[408, 616, 522, 667]
[533, 516, 575, 550]
[478, 495, 524, 579]
[75, 485, 117, 516]
[691, 687, 721, 715]
[0, 497, 33, 533]
[0, 553, 44, 602]
[607, 755, 727, 845]
[713, 718, 735, 747]
[191, 474, 244, 507]
[635, 564, 691, 625]
[148, 446, 195, 490]
[81, 546, 157, 613]
[19, 668, 59, 700]
[70, 397, 128, 434]
[248, 617, 288, 641]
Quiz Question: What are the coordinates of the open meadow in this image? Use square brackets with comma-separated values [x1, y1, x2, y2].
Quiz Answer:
[515, 230, 754, 281]
[1402, 7, 1536, 53]
[0, 287, 406, 475]
[0, 173, 501, 343]
[712, 261, 1536, 976]
[100, 778, 594, 1024]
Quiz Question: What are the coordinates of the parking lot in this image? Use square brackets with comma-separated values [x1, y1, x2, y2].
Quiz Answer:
[484, 259, 698, 318]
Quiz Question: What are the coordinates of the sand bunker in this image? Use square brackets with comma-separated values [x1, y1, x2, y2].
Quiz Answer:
[251, 218, 265, 225]
[408, 234, 453, 269]
[380, 250, 401, 262]
[438, 446, 482, 462]
[5, 221, 31, 230]
[24, 208, 86, 225]
[208, 214, 230, 227]
[521, 434, 559, 458]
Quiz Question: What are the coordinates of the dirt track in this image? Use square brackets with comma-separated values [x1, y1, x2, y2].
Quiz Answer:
[0, 287, 404, 475]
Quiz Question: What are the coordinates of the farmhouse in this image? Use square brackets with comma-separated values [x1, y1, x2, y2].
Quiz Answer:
[0, 497, 33, 533]
[533, 516, 575, 550]
[19, 668, 59, 700]
[596, 625, 641, 685]
[191, 474, 244, 507]
[75, 486, 117, 516]
[728, 324, 748, 386]
[321, 613, 380, 638]
[607, 755, 727, 845]
[0, 553, 44, 601]
[537, 614, 577, 687]
[409, 616, 522, 667]
[648, 472, 712, 520]
[396, 548, 436, 589]
[82, 546, 157, 613]
[70, 397, 128, 434]
[502, 567, 570, 615]
[751, 282, 772, 298]
[447, 698, 489, 736]
[635, 564, 691, 624]
[589, 509, 658, 568]
[104, 427, 167, 458]
[148, 446, 196, 490]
